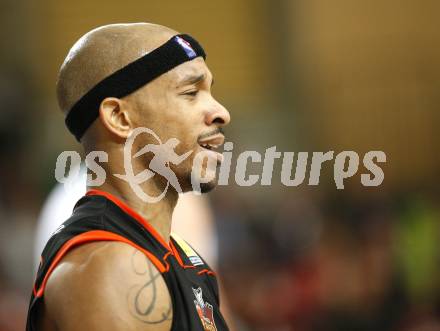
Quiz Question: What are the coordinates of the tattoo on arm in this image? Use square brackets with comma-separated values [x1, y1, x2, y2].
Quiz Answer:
[127, 250, 172, 324]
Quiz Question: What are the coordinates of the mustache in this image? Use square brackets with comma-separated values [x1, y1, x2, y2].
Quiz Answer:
[197, 127, 224, 141]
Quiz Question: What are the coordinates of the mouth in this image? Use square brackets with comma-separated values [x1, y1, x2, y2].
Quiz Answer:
[197, 133, 225, 152]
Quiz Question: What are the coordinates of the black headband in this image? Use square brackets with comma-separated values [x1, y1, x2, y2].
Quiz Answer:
[65, 34, 206, 141]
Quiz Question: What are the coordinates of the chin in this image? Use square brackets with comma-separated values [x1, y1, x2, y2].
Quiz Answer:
[182, 173, 218, 194]
[198, 181, 217, 193]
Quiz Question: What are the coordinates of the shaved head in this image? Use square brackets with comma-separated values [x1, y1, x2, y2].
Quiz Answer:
[56, 23, 178, 114]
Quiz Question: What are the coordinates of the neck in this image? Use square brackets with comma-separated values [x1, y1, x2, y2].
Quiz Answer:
[88, 156, 179, 244]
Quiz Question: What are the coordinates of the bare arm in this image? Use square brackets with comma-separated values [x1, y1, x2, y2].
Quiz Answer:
[40, 242, 173, 331]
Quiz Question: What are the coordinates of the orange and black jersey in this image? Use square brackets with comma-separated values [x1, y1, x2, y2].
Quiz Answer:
[27, 189, 228, 331]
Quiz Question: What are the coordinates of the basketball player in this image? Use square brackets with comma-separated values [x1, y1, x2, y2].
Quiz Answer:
[27, 23, 231, 331]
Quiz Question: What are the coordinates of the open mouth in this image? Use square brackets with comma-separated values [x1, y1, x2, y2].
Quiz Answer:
[199, 142, 219, 151]
[198, 134, 225, 152]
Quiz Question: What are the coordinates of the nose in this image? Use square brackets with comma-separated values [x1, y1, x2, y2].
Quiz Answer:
[204, 99, 231, 127]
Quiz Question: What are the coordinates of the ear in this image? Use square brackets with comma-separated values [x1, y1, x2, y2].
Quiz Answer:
[98, 97, 132, 139]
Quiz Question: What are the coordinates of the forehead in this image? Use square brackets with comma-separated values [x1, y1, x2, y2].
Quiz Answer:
[165, 57, 212, 85]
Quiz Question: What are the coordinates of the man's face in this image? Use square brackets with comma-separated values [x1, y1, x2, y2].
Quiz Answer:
[127, 57, 231, 193]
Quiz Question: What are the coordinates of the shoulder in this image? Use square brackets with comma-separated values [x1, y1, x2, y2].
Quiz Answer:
[43, 241, 172, 331]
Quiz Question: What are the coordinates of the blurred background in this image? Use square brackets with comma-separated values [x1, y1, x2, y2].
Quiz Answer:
[0, 0, 439, 330]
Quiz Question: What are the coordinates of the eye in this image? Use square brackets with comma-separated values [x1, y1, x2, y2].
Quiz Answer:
[183, 90, 198, 97]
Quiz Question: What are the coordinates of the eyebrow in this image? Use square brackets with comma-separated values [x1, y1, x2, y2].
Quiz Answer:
[178, 73, 214, 87]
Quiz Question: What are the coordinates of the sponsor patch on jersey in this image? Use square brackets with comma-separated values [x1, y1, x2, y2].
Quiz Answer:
[172, 233, 204, 266]
[192, 287, 217, 331]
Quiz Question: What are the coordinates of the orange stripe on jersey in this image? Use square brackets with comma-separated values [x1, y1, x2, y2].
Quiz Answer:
[169, 240, 196, 269]
[86, 189, 172, 252]
[34, 230, 168, 298]
[197, 269, 216, 277]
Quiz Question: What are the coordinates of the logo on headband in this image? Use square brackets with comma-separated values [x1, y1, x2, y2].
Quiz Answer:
[175, 36, 197, 59]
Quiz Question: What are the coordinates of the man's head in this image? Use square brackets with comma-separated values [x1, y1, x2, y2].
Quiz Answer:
[57, 23, 230, 194]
